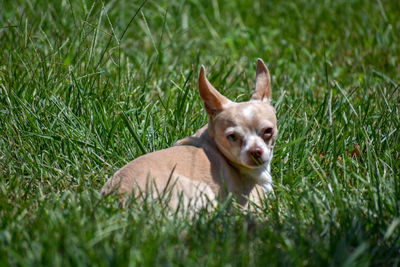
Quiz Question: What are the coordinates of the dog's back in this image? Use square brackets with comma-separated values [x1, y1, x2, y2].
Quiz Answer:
[101, 130, 262, 209]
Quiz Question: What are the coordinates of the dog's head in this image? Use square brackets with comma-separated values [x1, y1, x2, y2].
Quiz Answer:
[199, 59, 277, 170]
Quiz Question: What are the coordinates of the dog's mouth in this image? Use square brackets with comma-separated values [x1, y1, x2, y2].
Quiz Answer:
[248, 155, 265, 167]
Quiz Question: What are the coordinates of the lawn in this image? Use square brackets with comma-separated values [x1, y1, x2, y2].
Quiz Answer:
[1, 0, 399, 265]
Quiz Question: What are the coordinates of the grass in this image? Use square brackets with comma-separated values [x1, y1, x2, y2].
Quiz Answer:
[1, 0, 399, 265]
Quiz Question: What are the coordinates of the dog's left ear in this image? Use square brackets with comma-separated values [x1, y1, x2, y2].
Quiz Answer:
[251, 58, 271, 102]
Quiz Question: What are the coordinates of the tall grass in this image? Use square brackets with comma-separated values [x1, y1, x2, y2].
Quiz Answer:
[1, 0, 399, 265]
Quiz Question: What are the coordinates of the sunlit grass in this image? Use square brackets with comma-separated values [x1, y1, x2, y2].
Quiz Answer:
[1, 0, 399, 265]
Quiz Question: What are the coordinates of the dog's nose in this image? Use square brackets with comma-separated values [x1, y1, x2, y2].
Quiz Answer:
[249, 147, 263, 159]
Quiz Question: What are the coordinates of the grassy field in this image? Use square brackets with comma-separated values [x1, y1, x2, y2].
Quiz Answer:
[1, 0, 399, 265]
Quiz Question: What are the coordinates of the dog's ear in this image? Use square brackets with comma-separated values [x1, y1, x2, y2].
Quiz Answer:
[251, 58, 271, 102]
[199, 65, 230, 117]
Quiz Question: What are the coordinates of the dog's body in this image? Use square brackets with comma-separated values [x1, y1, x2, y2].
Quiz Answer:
[101, 59, 278, 210]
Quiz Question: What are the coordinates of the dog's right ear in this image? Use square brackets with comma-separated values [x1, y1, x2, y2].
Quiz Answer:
[199, 66, 230, 117]
[251, 58, 271, 102]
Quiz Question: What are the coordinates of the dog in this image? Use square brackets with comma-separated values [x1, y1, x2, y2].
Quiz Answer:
[101, 59, 278, 210]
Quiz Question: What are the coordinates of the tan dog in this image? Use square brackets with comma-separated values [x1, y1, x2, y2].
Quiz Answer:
[101, 59, 278, 210]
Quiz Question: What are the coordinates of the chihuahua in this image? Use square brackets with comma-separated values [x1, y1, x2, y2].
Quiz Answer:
[101, 59, 278, 210]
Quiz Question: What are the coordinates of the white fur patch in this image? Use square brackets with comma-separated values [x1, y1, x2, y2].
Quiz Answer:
[241, 105, 255, 121]
[246, 160, 273, 191]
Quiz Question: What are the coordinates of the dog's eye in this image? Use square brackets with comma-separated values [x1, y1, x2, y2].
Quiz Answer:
[264, 128, 273, 135]
[227, 133, 237, 142]
[263, 128, 273, 139]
